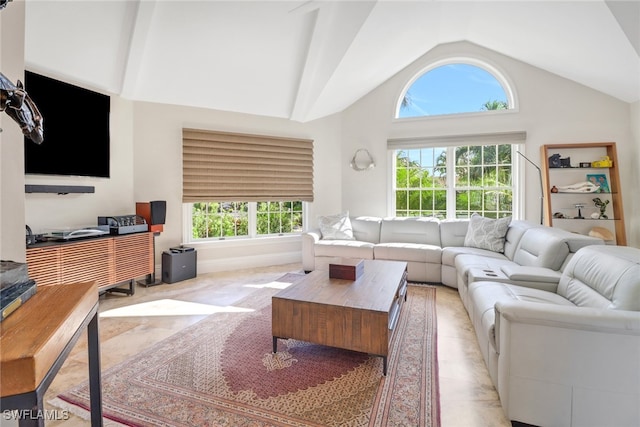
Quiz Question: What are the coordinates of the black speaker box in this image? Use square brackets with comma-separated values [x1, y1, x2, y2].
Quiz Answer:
[148, 200, 166, 224]
[162, 249, 197, 284]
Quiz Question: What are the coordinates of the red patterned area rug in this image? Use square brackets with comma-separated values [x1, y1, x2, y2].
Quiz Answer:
[53, 274, 440, 427]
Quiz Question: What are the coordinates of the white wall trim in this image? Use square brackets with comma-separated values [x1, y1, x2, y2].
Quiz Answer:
[196, 251, 302, 275]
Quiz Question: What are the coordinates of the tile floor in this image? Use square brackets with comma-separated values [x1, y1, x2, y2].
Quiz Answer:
[10, 263, 510, 426]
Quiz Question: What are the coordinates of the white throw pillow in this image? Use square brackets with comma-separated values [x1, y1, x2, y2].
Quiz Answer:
[464, 213, 512, 253]
[318, 212, 354, 240]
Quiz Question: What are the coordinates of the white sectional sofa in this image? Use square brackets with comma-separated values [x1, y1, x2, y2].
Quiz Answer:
[302, 214, 640, 426]
[479, 245, 640, 427]
[302, 214, 601, 287]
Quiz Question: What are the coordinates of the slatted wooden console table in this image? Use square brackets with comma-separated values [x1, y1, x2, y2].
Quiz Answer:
[26, 232, 153, 295]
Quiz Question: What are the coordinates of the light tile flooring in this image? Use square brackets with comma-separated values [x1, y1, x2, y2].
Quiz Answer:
[24, 263, 509, 426]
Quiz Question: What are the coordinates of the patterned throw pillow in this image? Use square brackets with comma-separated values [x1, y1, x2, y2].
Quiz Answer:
[464, 213, 512, 253]
[318, 212, 355, 240]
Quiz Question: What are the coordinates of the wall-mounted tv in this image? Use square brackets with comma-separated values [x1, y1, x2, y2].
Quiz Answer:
[24, 71, 110, 178]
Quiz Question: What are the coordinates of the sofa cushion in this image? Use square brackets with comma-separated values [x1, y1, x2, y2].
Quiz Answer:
[557, 245, 640, 310]
[374, 243, 442, 264]
[314, 239, 374, 259]
[464, 213, 512, 253]
[442, 246, 507, 268]
[318, 212, 354, 240]
[469, 282, 575, 356]
[439, 219, 469, 247]
[454, 252, 512, 278]
[503, 220, 540, 260]
[511, 228, 569, 270]
[379, 217, 441, 246]
[351, 216, 382, 243]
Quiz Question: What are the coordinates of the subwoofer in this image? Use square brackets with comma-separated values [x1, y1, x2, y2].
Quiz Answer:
[136, 200, 166, 233]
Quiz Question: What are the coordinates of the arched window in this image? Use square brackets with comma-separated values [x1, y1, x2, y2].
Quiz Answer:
[391, 60, 522, 220]
[397, 61, 513, 118]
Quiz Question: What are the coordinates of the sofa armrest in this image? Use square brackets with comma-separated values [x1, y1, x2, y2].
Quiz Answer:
[495, 300, 640, 340]
[301, 229, 322, 271]
[303, 229, 322, 243]
[500, 265, 561, 283]
[494, 300, 640, 426]
[499, 265, 562, 291]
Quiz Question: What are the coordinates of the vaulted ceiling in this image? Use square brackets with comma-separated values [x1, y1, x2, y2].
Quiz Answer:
[23, 1, 640, 123]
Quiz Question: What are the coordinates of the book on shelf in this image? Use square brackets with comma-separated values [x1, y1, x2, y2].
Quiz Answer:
[586, 173, 610, 193]
[1, 279, 37, 322]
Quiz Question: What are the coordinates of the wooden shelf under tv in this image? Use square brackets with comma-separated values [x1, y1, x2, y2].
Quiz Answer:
[540, 142, 626, 246]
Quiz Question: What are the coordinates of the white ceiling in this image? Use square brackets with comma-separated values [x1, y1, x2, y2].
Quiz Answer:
[23, 1, 640, 123]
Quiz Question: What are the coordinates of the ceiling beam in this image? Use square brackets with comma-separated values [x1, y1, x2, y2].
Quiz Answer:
[289, 1, 376, 122]
[120, 0, 157, 98]
[606, 0, 640, 57]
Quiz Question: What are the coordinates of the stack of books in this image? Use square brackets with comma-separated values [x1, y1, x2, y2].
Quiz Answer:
[1, 261, 37, 322]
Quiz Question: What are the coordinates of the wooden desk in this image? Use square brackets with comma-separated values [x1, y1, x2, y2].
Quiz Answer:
[1, 282, 102, 426]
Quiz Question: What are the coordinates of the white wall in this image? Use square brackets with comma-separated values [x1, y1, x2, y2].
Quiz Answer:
[131, 102, 343, 273]
[340, 42, 636, 245]
[0, 0, 27, 263]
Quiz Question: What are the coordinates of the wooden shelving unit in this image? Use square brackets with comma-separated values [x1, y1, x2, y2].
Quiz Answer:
[540, 142, 626, 246]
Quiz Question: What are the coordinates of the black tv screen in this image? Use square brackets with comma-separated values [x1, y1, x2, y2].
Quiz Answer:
[24, 71, 110, 178]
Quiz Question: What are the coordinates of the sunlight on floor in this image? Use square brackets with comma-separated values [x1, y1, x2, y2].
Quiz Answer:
[244, 279, 296, 290]
[99, 299, 255, 318]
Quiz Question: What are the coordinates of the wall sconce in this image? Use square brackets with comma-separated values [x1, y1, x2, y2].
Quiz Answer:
[350, 148, 375, 171]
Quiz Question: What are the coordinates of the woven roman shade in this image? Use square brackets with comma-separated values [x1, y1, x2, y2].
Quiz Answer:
[182, 129, 314, 203]
[387, 131, 527, 149]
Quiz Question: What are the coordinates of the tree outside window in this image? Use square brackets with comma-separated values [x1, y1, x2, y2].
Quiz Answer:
[191, 201, 304, 240]
[395, 144, 513, 219]
[257, 201, 303, 235]
[398, 62, 511, 118]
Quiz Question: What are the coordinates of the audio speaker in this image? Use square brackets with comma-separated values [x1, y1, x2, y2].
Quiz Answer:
[136, 200, 166, 232]
[162, 250, 197, 284]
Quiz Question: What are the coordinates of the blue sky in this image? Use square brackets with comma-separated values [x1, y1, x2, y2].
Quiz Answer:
[399, 63, 508, 118]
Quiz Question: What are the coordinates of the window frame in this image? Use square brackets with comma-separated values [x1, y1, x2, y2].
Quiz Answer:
[183, 201, 308, 243]
[390, 143, 524, 219]
[394, 57, 518, 120]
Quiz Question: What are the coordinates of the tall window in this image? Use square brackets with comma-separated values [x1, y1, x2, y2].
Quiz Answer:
[397, 62, 512, 118]
[393, 59, 519, 218]
[394, 144, 514, 219]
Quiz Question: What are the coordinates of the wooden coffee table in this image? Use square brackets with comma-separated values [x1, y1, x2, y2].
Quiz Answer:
[272, 260, 408, 375]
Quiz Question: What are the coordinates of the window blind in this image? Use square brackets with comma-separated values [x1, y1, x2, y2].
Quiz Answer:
[182, 129, 314, 203]
[387, 131, 526, 149]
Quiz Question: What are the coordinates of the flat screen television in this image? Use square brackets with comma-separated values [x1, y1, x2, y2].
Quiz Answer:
[23, 71, 111, 178]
